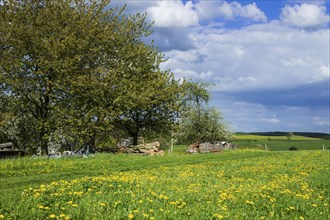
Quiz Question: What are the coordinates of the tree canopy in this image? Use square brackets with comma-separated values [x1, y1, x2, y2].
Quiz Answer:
[0, 0, 187, 154]
[178, 83, 232, 144]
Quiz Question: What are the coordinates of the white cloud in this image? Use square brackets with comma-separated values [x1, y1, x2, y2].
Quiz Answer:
[280, 3, 329, 28]
[313, 117, 330, 126]
[318, 65, 330, 77]
[233, 2, 268, 22]
[162, 22, 329, 92]
[110, 1, 329, 133]
[147, 1, 198, 27]
[195, 1, 267, 22]
[260, 117, 281, 125]
[173, 68, 214, 81]
[238, 76, 257, 82]
[280, 57, 306, 66]
[211, 98, 330, 132]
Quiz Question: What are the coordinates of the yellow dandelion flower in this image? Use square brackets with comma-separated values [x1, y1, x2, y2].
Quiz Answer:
[143, 213, 149, 218]
[289, 206, 295, 210]
[0, 214, 4, 219]
[311, 204, 317, 207]
[100, 203, 106, 207]
[67, 201, 73, 205]
[150, 217, 155, 220]
[128, 213, 134, 219]
[213, 214, 224, 219]
[65, 216, 71, 220]
[133, 210, 139, 213]
[299, 217, 304, 220]
[72, 204, 78, 207]
[60, 213, 66, 218]
[49, 214, 56, 219]
[38, 205, 44, 209]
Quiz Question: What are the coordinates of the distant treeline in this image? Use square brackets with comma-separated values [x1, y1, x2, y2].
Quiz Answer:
[237, 132, 330, 140]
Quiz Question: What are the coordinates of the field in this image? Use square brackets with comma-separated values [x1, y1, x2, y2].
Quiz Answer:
[231, 134, 329, 151]
[0, 149, 329, 219]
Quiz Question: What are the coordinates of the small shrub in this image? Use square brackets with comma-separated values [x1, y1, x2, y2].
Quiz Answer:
[289, 146, 298, 151]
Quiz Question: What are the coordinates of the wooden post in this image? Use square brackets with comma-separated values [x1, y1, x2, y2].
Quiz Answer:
[323, 145, 325, 151]
[170, 130, 174, 154]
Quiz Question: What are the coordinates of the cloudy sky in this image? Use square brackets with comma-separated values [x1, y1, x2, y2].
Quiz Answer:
[112, 0, 330, 133]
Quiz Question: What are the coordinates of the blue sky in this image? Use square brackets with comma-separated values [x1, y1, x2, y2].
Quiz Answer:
[112, 0, 330, 133]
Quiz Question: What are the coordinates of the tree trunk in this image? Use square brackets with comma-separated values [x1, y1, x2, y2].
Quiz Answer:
[39, 129, 48, 155]
[132, 132, 139, 146]
[41, 138, 48, 155]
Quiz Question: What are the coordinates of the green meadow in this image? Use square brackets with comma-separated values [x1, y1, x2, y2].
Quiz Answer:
[232, 134, 329, 151]
[1, 149, 329, 220]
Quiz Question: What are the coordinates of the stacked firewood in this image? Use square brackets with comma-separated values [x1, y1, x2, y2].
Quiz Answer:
[187, 142, 238, 154]
[117, 141, 164, 156]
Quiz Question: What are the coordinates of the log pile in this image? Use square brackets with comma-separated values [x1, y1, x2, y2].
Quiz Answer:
[187, 141, 237, 154]
[117, 141, 164, 156]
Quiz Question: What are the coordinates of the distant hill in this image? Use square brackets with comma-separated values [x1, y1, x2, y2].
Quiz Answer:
[236, 132, 330, 140]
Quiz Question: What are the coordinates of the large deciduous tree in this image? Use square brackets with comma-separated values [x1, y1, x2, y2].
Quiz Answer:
[0, 0, 162, 153]
[0, 0, 188, 152]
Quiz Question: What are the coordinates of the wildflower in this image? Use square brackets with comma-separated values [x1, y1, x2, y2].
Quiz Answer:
[0, 215, 4, 219]
[245, 200, 254, 205]
[299, 217, 304, 220]
[72, 204, 78, 207]
[67, 201, 73, 205]
[128, 213, 134, 219]
[38, 205, 44, 209]
[289, 206, 295, 210]
[133, 210, 139, 213]
[50, 214, 56, 219]
[60, 213, 66, 218]
[212, 214, 224, 219]
[311, 204, 317, 207]
[100, 203, 106, 207]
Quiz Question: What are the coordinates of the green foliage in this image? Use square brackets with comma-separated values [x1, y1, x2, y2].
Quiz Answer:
[178, 82, 232, 144]
[287, 132, 294, 140]
[0, 0, 187, 152]
[179, 107, 232, 144]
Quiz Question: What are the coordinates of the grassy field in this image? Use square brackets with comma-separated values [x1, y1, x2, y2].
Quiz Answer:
[0, 150, 329, 219]
[231, 134, 329, 151]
